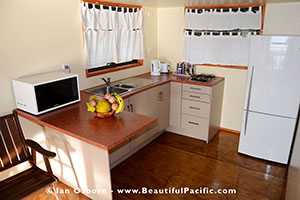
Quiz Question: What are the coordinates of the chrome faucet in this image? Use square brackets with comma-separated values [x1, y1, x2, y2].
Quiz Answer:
[102, 77, 111, 94]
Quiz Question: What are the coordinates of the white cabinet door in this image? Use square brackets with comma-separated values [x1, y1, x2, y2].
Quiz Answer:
[157, 83, 171, 130]
[110, 84, 170, 168]
[239, 110, 296, 164]
[130, 83, 170, 131]
[169, 82, 182, 130]
[124, 98, 131, 112]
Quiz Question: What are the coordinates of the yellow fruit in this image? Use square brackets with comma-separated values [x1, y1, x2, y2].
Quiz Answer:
[113, 93, 125, 114]
[86, 102, 96, 113]
[96, 99, 111, 113]
[89, 95, 98, 101]
[89, 99, 97, 107]
[116, 103, 125, 114]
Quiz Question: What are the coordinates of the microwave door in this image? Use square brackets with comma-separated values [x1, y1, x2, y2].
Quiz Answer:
[34, 77, 79, 113]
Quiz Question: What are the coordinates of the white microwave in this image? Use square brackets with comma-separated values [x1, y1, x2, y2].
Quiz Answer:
[13, 71, 80, 115]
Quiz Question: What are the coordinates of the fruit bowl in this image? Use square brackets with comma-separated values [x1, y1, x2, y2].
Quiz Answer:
[86, 93, 125, 119]
[95, 110, 115, 119]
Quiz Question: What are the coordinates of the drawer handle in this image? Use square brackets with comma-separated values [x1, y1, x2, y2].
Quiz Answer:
[189, 106, 201, 110]
[188, 121, 199, 126]
[190, 87, 202, 91]
[190, 95, 201, 99]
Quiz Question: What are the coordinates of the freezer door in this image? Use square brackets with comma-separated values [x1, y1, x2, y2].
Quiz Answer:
[239, 110, 296, 164]
[248, 36, 300, 118]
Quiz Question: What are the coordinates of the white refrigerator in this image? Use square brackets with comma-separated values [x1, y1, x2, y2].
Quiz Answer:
[238, 36, 300, 164]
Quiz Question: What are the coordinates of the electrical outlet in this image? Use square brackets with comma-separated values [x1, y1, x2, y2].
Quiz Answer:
[62, 64, 71, 73]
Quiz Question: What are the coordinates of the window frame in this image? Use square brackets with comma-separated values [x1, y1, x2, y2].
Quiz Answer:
[85, 59, 144, 78]
[82, 0, 144, 78]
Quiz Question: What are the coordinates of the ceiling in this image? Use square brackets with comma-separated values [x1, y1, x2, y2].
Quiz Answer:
[102, 0, 300, 7]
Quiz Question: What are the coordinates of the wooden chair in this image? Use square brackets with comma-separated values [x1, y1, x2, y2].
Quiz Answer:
[0, 110, 58, 200]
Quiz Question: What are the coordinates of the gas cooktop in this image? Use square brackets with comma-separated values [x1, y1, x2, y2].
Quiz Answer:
[190, 74, 216, 82]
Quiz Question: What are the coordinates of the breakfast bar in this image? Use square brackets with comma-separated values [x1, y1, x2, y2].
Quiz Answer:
[17, 92, 158, 152]
[16, 90, 157, 200]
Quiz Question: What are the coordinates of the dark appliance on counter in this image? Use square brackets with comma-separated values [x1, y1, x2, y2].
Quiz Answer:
[190, 74, 216, 82]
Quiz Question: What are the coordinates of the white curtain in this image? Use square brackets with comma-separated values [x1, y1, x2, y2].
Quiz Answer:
[185, 7, 261, 30]
[184, 7, 260, 65]
[81, 3, 144, 69]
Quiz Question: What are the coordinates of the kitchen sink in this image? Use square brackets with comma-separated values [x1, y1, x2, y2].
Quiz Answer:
[115, 77, 159, 88]
[110, 87, 130, 94]
[86, 77, 158, 96]
[86, 86, 129, 96]
[112, 83, 135, 89]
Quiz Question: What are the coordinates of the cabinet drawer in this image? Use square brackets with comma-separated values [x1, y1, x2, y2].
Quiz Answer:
[181, 114, 209, 140]
[182, 99, 210, 118]
[182, 84, 211, 95]
[182, 91, 211, 103]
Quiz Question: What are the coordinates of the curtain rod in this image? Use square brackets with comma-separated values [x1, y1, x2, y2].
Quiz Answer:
[81, 0, 143, 9]
[185, 2, 264, 10]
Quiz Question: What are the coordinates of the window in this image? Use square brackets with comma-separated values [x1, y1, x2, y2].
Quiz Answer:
[184, 4, 264, 67]
[80, 1, 144, 77]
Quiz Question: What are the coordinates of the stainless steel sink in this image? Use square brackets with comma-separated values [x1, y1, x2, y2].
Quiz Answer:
[86, 77, 158, 96]
[87, 86, 129, 96]
[112, 83, 135, 89]
[115, 77, 159, 89]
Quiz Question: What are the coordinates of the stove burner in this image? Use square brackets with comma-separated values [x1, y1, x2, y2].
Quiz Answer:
[191, 74, 216, 82]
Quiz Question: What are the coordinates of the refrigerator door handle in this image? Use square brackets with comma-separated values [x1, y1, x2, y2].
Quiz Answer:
[244, 66, 255, 135]
[244, 110, 249, 136]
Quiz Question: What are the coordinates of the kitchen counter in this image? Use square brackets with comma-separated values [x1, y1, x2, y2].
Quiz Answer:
[169, 74, 224, 87]
[112, 73, 225, 99]
[17, 91, 157, 152]
[17, 73, 224, 152]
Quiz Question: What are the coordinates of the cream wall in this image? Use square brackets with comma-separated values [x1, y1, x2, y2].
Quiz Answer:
[0, 0, 157, 115]
[196, 67, 248, 131]
[157, 7, 185, 68]
[157, 3, 300, 131]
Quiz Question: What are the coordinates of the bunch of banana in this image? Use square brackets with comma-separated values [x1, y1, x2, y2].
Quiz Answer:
[86, 93, 125, 118]
[112, 93, 125, 114]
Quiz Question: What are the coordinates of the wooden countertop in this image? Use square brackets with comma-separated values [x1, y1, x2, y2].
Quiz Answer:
[17, 92, 157, 152]
[169, 74, 224, 87]
[17, 73, 224, 152]
[119, 73, 225, 99]
[133, 73, 224, 87]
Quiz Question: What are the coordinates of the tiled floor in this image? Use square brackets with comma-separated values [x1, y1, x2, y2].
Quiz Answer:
[111, 131, 287, 200]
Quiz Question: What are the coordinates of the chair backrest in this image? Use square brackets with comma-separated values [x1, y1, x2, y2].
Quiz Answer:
[0, 111, 29, 172]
